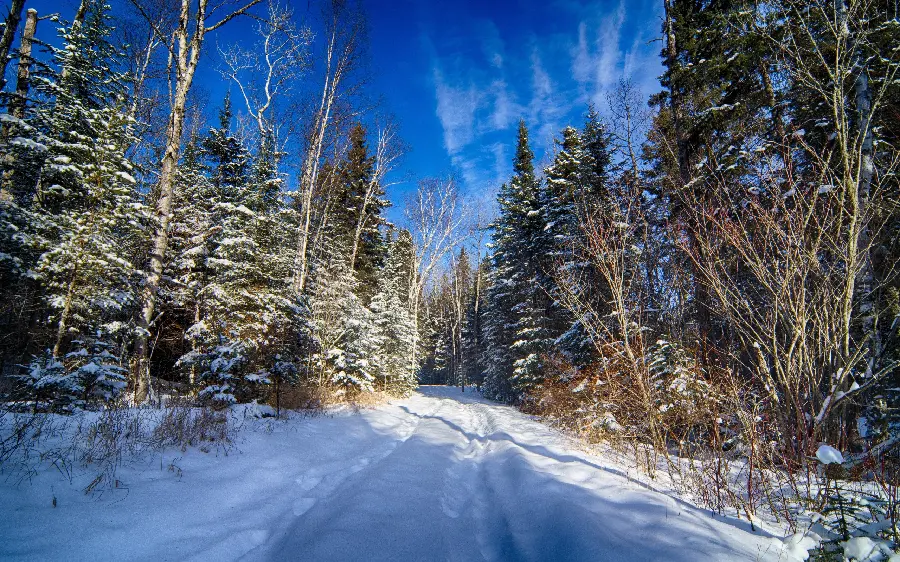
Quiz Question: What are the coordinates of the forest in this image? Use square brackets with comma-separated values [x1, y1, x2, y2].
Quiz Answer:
[0, 0, 899, 560]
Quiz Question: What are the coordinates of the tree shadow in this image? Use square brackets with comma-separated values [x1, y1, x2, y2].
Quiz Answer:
[266, 400, 781, 562]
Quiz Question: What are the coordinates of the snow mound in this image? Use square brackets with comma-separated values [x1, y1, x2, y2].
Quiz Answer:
[782, 531, 820, 561]
[816, 444, 844, 465]
[841, 536, 895, 562]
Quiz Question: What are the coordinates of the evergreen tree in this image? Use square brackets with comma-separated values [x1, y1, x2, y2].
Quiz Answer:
[308, 252, 377, 394]
[481, 257, 515, 401]
[16, 0, 145, 379]
[176, 98, 300, 404]
[482, 122, 550, 401]
[370, 229, 418, 394]
[331, 123, 390, 300]
[461, 257, 490, 391]
[506, 121, 551, 397]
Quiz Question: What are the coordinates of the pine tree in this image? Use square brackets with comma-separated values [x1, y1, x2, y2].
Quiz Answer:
[176, 99, 302, 404]
[481, 257, 515, 401]
[461, 257, 490, 391]
[330, 123, 390, 301]
[14, 0, 145, 393]
[370, 229, 417, 394]
[541, 125, 587, 364]
[308, 252, 377, 394]
[506, 121, 551, 398]
[541, 112, 614, 368]
[166, 135, 216, 387]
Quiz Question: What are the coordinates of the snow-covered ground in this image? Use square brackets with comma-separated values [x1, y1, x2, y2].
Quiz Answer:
[2, 386, 790, 561]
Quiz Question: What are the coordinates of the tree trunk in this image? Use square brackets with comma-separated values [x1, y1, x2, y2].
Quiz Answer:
[132, 0, 206, 404]
[52, 262, 79, 357]
[9, 8, 34, 121]
[0, 0, 26, 92]
[853, 45, 875, 378]
[294, 23, 340, 295]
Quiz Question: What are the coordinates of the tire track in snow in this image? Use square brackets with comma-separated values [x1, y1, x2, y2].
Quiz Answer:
[288, 397, 444, 518]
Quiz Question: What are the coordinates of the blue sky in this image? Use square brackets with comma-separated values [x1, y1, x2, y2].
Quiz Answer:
[365, 0, 664, 215]
[11, 0, 663, 219]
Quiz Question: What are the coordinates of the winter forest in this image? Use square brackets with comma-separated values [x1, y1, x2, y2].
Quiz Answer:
[1, 0, 900, 560]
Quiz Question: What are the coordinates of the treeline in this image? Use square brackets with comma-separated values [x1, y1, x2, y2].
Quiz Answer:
[420, 0, 900, 530]
[0, 0, 452, 411]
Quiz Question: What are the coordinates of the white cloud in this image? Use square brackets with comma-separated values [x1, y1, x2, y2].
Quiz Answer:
[572, 22, 592, 87]
[426, 0, 662, 195]
[432, 66, 481, 155]
[490, 142, 509, 184]
[489, 78, 516, 131]
[596, 0, 626, 96]
[569, 0, 635, 108]
[528, 46, 572, 151]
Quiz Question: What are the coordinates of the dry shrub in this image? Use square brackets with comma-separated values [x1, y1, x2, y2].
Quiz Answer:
[79, 407, 155, 493]
[152, 400, 228, 453]
[273, 382, 330, 412]
[346, 389, 391, 409]
[275, 382, 392, 414]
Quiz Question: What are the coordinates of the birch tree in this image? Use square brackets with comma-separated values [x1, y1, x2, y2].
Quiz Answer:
[293, 0, 365, 294]
[129, 0, 261, 403]
[405, 176, 465, 375]
[218, 2, 313, 143]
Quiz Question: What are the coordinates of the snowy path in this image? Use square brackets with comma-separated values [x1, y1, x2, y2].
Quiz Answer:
[1, 386, 786, 561]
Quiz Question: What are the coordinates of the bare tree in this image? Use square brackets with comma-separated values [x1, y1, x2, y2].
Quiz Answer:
[348, 118, 405, 271]
[293, 0, 366, 294]
[753, 0, 900, 436]
[606, 78, 650, 181]
[552, 177, 663, 448]
[129, 0, 262, 404]
[405, 176, 466, 372]
[218, 2, 313, 144]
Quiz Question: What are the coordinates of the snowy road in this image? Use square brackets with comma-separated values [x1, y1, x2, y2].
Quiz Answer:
[270, 386, 782, 561]
[2, 386, 785, 561]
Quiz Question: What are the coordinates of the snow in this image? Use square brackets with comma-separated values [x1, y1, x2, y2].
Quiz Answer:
[816, 444, 844, 465]
[841, 536, 895, 561]
[1, 386, 783, 561]
[115, 171, 137, 184]
[782, 531, 820, 561]
[9, 136, 47, 152]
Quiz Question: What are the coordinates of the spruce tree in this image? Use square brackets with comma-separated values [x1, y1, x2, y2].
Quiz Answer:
[506, 121, 551, 398]
[370, 235, 417, 395]
[332, 123, 390, 300]
[7, 0, 145, 405]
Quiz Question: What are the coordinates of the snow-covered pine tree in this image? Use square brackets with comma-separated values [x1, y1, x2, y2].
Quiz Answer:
[370, 231, 417, 395]
[176, 99, 257, 404]
[307, 251, 377, 394]
[166, 135, 216, 388]
[176, 102, 302, 405]
[461, 257, 489, 391]
[13, 0, 145, 405]
[481, 255, 515, 401]
[239, 130, 308, 401]
[542, 111, 614, 368]
[331, 123, 390, 302]
[504, 121, 551, 399]
[542, 125, 589, 365]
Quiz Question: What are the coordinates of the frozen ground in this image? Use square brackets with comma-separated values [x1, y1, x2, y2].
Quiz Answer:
[1, 386, 791, 561]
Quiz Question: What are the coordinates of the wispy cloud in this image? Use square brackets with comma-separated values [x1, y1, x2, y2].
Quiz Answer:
[568, 0, 660, 110]
[597, 1, 626, 94]
[432, 66, 481, 155]
[425, 0, 662, 194]
[528, 46, 569, 150]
